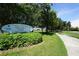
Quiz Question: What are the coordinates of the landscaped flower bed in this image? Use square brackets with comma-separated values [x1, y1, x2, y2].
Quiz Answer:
[0, 32, 42, 50]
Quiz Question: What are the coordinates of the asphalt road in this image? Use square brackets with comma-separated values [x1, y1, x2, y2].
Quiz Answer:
[56, 33, 79, 56]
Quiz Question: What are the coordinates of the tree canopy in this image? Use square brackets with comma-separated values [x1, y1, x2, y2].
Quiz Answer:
[0, 3, 71, 32]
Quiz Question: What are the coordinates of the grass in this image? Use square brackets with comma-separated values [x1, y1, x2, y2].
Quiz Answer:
[62, 31, 79, 39]
[0, 32, 67, 56]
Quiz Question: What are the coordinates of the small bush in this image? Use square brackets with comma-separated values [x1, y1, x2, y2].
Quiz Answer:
[0, 32, 42, 50]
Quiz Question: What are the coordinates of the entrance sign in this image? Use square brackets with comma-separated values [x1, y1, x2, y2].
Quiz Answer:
[2, 24, 33, 33]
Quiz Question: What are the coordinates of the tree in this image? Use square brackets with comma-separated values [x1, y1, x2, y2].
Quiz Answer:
[39, 4, 51, 32]
[49, 11, 58, 32]
[70, 27, 79, 31]
[0, 3, 71, 32]
[0, 3, 26, 25]
[57, 18, 63, 31]
[67, 21, 71, 30]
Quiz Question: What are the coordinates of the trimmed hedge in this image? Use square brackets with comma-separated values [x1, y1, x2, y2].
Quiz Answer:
[0, 32, 42, 50]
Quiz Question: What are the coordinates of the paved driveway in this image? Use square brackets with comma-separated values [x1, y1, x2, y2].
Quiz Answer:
[56, 33, 79, 56]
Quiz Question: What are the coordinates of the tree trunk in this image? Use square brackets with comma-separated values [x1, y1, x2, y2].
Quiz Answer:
[41, 28, 43, 32]
[46, 26, 49, 33]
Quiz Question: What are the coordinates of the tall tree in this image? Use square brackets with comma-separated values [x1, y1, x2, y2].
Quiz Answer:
[67, 21, 71, 30]
[39, 4, 51, 32]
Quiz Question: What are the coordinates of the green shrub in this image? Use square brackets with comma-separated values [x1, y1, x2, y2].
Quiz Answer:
[0, 32, 42, 50]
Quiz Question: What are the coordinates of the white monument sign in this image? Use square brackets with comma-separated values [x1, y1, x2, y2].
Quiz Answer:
[2, 24, 33, 33]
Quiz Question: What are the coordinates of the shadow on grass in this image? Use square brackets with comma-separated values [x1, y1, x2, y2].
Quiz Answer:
[39, 32, 55, 35]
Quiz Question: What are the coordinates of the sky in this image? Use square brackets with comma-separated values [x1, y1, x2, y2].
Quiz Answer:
[52, 3, 79, 27]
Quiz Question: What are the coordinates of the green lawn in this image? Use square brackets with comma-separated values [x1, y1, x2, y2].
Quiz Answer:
[62, 31, 79, 39]
[0, 33, 67, 56]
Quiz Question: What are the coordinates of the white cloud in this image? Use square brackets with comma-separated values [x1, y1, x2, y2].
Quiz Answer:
[57, 8, 79, 17]
[71, 19, 79, 27]
[57, 8, 79, 28]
